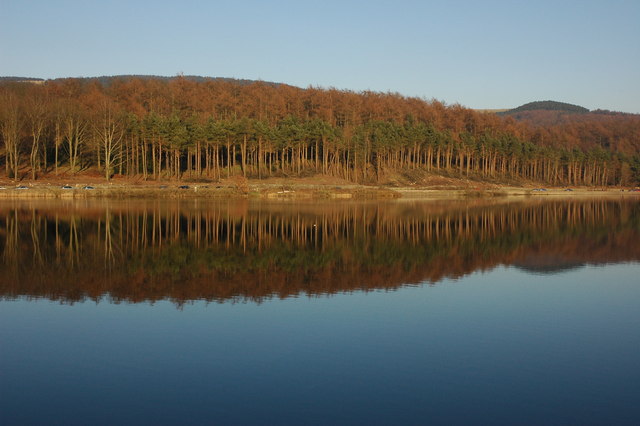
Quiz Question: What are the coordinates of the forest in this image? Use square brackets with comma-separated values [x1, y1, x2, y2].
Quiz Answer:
[1, 76, 639, 185]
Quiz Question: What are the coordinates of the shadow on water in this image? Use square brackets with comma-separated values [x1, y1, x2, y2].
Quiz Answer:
[1, 198, 639, 304]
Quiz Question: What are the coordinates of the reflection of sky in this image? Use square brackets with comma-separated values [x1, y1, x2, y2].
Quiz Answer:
[1, 264, 640, 424]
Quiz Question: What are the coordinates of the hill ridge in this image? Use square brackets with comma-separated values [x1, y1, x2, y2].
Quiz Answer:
[0, 74, 285, 88]
[499, 100, 589, 115]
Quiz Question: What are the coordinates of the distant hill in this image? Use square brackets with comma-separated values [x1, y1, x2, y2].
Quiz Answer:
[0, 76, 45, 83]
[499, 100, 589, 116]
[60, 74, 287, 87]
[0, 74, 284, 88]
[495, 100, 640, 126]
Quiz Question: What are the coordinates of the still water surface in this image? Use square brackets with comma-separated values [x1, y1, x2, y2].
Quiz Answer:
[1, 198, 639, 424]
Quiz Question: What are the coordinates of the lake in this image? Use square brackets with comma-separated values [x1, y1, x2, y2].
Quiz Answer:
[1, 198, 639, 425]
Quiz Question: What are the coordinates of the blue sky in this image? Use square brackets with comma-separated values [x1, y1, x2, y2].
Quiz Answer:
[1, 0, 639, 112]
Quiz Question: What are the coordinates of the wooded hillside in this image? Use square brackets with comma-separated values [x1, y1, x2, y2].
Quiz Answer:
[1, 76, 639, 185]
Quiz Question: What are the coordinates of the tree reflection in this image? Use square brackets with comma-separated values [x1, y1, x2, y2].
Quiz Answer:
[0, 199, 639, 304]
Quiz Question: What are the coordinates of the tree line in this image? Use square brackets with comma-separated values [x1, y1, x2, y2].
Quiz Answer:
[1, 76, 639, 185]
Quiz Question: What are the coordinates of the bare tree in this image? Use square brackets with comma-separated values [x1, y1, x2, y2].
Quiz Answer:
[0, 91, 22, 181]
[25, 90, 49, 180]
[61, 104, 87, 173]
[93, 100, 124, 180]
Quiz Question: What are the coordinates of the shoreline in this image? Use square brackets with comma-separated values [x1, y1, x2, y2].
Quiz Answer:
[0, 179, 638, 201]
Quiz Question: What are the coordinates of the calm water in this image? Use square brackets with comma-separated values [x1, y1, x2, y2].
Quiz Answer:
[1, 198, 639, 425]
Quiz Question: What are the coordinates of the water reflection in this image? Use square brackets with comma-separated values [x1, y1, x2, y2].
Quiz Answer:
[1, 198, 639, 304]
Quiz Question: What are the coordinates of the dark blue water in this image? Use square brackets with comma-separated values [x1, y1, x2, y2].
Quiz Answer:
[2, 263, 639, 425]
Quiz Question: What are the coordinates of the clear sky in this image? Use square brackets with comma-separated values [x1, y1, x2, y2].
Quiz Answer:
[1, 0, 639, 112]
